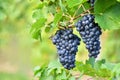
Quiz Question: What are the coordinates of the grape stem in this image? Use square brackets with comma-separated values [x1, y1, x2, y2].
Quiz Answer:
[73, 4, 82, 18]
[82, 4, 91, 14]
[62, 13, 71, 19]
[67, 7, 93, 28]
[73, 7, 93, 20]
[58, 7, 93, 28]
[81, 4, 86, 12]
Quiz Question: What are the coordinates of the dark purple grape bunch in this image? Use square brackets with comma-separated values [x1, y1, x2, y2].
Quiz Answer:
[88, 0, 95, 7]
[75, 14, 102, 58]
[52, 28, 80, 70]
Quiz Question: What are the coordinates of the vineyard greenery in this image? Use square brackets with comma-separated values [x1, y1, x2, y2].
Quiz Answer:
[31, 0, 120, 80]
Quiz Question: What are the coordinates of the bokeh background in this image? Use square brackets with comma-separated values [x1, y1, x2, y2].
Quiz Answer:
[0, 0, 120, 80]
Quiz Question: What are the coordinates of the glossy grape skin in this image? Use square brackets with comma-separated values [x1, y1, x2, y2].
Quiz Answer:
[75, 14, 102, 58]
[52, 29, 81, 70]
[88, 0, 95, 7]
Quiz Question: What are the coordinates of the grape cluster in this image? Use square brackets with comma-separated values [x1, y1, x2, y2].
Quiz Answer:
[52, 29, 80, 70]
[88, 0, 95, 7]
[75, 14, 102, 58]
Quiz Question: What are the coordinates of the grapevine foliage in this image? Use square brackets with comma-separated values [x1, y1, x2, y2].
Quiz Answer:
[34, 60, 120, 80]
[31, 0, 120, 79]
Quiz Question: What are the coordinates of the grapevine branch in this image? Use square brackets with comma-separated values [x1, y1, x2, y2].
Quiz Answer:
[73, 4, 82, 18]
[58, 7, 93, 28]
[82, 4, 91, 14]
[81, 4, 86, 12]
[73, 7, 93, 20]
[62, 13, 71, 19]
[67, 7, 93, 28]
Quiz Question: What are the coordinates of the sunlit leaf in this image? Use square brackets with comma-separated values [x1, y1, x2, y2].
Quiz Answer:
[59, 0, 67, 12]
[117, 0, 120, 2]
[66, 0, 87, 8]
[48, 60, 61, 69]
[53, 11, 62, 27]
[45, 26, 51, 33]
[30, 18, 46, 40]
[95, 0, 120, 30]
[86, 57, 95, 67]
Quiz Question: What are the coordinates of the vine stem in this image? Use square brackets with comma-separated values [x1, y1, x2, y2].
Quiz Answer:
[73, 4, 82, 18]
[82, 4, 90, 14]
[81, 4, 86, 12]
[59, 7, 93, 28]
[73, 7, 93, 20]
[62, 13, 71, 19]
[67, 7, 93, 28]
[69, 4, 82, 28]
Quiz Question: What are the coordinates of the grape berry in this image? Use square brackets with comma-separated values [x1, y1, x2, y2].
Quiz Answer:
[52, 0, 102, 69]
[75, 14, 102, 58]
[52, 29, 80, 70]
[88, 0, 95, 7]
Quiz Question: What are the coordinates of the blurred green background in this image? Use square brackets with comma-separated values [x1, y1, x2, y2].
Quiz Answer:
[0, 0, 120, 80]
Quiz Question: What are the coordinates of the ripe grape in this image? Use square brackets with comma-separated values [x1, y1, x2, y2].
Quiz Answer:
[75, 14, 102, 58]
[88, 0, 95, 7]
[52, 29, 80, 70]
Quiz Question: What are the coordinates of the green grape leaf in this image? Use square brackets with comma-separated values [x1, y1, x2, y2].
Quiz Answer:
[117, 0, 120, 3]
[112, 63, 120, 76]
[59, 0, 67, 12]
[35, 2, 45, 9]
[56, 68, 63, 74]
[33, 66, 41, 77]
[30, 18, 46, 40]
[48, 60, 61, 69]
[94, 0, 120, 30]
[32, 10, 44, 20]
[94, 0, 116, 14]
[94, 59, 105, 70]
[96, 68, 111, 77]
[66, 0, 87, 8]
[50, 0, 55, 2]
[69, 76, 76, 80]
[47, 60, 61, 75]
[31, 29, 42, 40]
[34, 66, 47, 79]
[76, 60, 112, 78]
[86, 57, 95, 67]
[59, 70, 67, 79]
[76, 61, 96, 76]
[46, 76, 54, 80]
[113, 63, 120, 71]
[31, 18, 46, 29]
[39, 70, 48, 80]
[32, 6, 48, 20]
[53, 11, 62, 27]
[45, 26, 51, 33]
